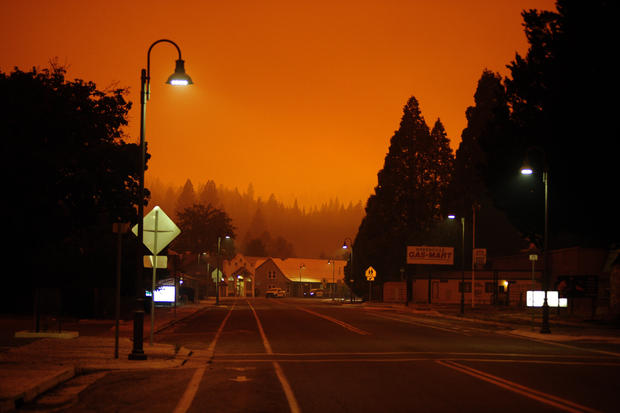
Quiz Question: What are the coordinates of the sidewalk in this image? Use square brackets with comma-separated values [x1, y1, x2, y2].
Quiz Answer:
[0, 300, 213, 413]
[363, 301, 620, 344]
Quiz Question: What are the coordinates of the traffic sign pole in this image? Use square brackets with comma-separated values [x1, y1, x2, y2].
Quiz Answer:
[130, 206, 181, 352]
[150, 209, 159, 346]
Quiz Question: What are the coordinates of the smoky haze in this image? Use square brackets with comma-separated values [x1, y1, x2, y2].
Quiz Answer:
[148, 178, 364, 258]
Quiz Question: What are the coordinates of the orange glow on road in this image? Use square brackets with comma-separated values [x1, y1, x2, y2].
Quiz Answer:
[0, 0, 555, 207]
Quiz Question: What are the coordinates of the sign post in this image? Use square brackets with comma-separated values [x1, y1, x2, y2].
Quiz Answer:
[112, 222, 130, 359]
[132, 206, 180, 346]
[365, 267, 376, 302]
[472, 248, 486, 308]
[529, 254, 538, 328]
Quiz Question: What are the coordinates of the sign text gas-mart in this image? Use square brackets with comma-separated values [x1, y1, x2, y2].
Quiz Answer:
[407, 246, 454, 265]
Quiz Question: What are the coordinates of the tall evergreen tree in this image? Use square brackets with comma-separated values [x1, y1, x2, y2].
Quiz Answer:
[175, 179, 196, 216]
[444, 70, 527, 263]
[351, 96, 454, 296]
[197, 179, 219, 207]
[480, 0, 619, 248]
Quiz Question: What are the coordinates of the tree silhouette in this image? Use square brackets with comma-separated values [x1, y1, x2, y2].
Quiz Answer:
[351, 96, 454, 295]
[173, 204, 235, 255]
[175, 179, 196, 215]
[1, 64, 140, 313]
[481, 0, 619, 248]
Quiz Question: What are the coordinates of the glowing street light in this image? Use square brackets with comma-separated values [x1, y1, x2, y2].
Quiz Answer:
[342, 237, 354, 303]
[521, 148, 551, 334]
[448, 215, 466, 315]
[216, 235, 231, 305]
[130, 39, 192, 361]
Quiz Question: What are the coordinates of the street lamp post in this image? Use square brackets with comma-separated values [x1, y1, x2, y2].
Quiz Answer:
[342, 237, 353, 303]
[298, 264, 305, 297]
[328, 260, 336, 301]
[216, 235, 230, 305]
[129, 39, 192, 361]
[521, 149, 551, 334]
[448, 215, 466, 315]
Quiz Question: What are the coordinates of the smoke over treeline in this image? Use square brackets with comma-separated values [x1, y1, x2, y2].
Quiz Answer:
[147, 178, 364, 258]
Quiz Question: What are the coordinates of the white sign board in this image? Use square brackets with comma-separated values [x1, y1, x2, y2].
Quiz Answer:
[132, 206, 181, 255]
[407, 246, 454, 265]
[526, 290, 565, 307]
[143, 255, 168, 269]
[153, 285, 175, 303]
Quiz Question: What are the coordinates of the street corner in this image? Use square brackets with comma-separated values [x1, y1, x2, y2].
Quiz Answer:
[0, 364, 75, 413]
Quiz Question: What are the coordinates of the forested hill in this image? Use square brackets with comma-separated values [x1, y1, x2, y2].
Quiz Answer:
[147, 178, 365, 259]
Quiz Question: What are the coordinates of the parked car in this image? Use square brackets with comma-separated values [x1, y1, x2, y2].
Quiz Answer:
[308, 288, 324, 297]
[266, 288, 286, 298]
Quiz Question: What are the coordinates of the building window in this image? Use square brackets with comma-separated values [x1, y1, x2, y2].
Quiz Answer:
[458, 282, 472, 293]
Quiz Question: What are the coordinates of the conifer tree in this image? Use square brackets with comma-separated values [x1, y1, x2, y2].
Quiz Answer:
[175, 179, 196, 216]
[350, 97, 454, 296]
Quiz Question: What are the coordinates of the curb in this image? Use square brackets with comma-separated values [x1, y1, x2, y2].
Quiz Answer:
[0, 367, 75, 413]
[0, 304, 211, 412]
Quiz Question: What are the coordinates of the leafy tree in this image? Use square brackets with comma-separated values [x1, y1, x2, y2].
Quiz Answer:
[351, 96, 454, 296]
[480, 0, 619, 248]
[0, 65, 141, 313]
[173, 204, 235, 255]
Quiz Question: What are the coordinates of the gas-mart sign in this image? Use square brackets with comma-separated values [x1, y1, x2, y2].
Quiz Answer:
[407, 246, 454, 265]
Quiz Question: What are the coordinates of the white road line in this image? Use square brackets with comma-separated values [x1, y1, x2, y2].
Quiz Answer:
[369, 311, 472, 335]
[248, 300, 302, 413]
[296, 306, 371, 335]
[173, 302, 236, 413]
[437, 360, 602, 413]
[501, 330, 620, 358]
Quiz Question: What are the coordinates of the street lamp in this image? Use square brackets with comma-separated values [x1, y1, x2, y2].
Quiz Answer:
[130, 39, 192, 361]
[328, 260, 335, 301]
[448, 215, 466, 315]
[342, 237, 353, 303]
[216, 235, 231, 305]
[521, 149, 551, 334]
[298, 264, 305, 297]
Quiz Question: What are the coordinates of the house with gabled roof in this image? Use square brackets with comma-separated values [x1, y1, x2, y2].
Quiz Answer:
[254, 257, 346, 297]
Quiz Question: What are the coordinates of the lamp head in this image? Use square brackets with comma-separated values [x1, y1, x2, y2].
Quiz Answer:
[166, 59, 193, 86]
[448, 214, 456, 220]
[520, 157, 533, 175]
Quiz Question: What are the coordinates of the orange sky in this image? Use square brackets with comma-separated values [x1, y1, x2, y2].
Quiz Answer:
[1, 0, 556, 207]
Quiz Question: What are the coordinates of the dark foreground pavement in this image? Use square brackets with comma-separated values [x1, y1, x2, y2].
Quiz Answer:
[1, 299, 618, 412]
[0, 301, 212, 413]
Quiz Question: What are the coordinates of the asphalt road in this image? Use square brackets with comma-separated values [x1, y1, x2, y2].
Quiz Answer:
[31, 298, 620, 413]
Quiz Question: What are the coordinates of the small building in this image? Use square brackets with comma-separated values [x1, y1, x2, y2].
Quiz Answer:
[254, 257, 347, 297]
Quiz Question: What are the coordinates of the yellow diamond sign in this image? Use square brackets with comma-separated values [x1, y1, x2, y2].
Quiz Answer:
[365, 266, 376, 281]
